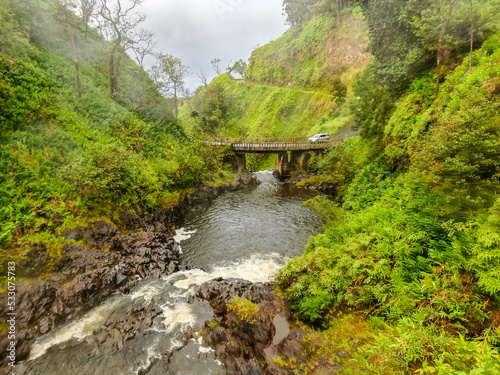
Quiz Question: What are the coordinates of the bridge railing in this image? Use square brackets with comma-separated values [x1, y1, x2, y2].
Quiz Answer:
[198, 136, 344, 152]
[231, 139, 342, 152]
[218, 136, 312, 144]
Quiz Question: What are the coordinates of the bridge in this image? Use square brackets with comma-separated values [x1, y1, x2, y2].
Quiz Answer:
[212, 136, 344, 177]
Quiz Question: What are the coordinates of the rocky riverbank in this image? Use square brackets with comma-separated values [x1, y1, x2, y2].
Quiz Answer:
[191, 278, 347, 375]
[286, 172, 338, 196]
[0, 173, 259, 373]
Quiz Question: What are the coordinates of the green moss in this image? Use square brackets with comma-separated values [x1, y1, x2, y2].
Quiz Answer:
[208, 319, 219, 329]
[227, 297, 260, 324]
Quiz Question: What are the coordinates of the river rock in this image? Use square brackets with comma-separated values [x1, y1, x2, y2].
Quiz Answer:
[196, 278, 284, 375]
[0, 225, 181, 371]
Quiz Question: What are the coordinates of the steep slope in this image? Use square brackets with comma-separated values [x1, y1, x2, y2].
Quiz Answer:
[181, 74, 343, 138]
[246, 8, 371, 95]
[277, 31, 500, 374]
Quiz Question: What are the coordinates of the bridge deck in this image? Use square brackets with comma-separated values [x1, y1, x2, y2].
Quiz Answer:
[210, 137, 343, 153]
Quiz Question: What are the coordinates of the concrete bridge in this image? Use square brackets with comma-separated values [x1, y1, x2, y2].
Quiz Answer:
[216, 136, 343, 177]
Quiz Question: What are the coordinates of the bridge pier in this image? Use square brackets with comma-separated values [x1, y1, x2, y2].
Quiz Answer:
[290, 150, 310, 172]
[275, 152, 290, 178]
[275, 151, 310, 179]
[233, 153, 247, 174]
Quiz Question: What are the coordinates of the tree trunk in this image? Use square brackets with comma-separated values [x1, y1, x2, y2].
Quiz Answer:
[109, 44, 123, 100]
[174, 81, 178, 120]
[110, 51, 117, 100]
[434, 30, 444, 100]
[69, 29, 82, 98]
[469, 0, 474, 71]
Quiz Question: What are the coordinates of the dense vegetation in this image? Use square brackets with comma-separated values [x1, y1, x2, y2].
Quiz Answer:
[180, 74, 343, 138]
[245, 9, 369, 93]
[0, 0, 232, 269]
[180, 7, 371, 170]
[274, 1, 500, 373]
[2, 0, 500, 373]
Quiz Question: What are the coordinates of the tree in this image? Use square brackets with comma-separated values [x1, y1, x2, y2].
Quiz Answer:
[56, 0, 82, 98]
[361, 0, 434, 97]
[98, 0, 146, 99]
[282, 0, 317, 28]
[149, 53, 189, 120]
[199, 84, 230, 134]
[227, 59, 247, 77]
[195, 68, 209, 86]
[414, 0, 463, 100]
[225, 60, 233, 75]
[78, 0, 98, 39]
[129, 28, 155, 67]
[211, 58, 222, 75]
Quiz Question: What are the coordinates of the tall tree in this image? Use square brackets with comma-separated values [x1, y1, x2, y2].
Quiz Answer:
[78, 0, 98, 39]
[282, 0, 317, 28]
[149, 53, 189, 120]
[423, 0, 461, 100]
[56, 0, 82, 98]
[361, 0, 434, 97]
[98, 0, 146, 99]
[227, 59, 247, 77]
[129, 28, 155, 67]
[196, 68, 209, 86]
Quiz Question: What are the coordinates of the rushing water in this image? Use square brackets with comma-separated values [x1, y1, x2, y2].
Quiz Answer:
[20, 171, 324, 375]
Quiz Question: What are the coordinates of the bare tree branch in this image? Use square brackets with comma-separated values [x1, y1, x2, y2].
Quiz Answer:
[211, 58, 222, 75]
[195, 68, 208, 86]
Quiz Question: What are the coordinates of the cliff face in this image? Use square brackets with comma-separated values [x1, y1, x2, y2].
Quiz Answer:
[245, 9, 372, 94]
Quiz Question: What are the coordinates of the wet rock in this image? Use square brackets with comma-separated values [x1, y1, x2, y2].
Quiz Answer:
[238, 172, 259, 187]
[0, 174, 257, 371]
[0, 227, 181, 369]
[65, 221, 122, 250]
[197, 279, 283, 375]
[274, 330, 309, 364]
[17, 244, 50, 278]
[167, 340, 225, 375]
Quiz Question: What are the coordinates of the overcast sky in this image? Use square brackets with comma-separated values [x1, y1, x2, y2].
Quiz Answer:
[140, 0, 287, 91]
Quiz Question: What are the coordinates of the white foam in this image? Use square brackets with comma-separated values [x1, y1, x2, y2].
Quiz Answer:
[199, 345, 215, 354]
[173, 253, 284, 290]
[157, 302, 197, 333]
[29, 298, 123, 360]
[29, 253, 286, 362]
[128, 281, 163, 301]
[132, 338, 163, 375]
[174, 228, 196, 243]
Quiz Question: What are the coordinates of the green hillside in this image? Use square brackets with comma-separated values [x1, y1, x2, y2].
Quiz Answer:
[0, 0, 230, 261]
[273, 0, 500, 371]
[180, 74, 346, 138]
[246, 8, 371, 95]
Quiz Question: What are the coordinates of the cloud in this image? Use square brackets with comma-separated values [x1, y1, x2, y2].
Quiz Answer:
[140, 0, 286, 90]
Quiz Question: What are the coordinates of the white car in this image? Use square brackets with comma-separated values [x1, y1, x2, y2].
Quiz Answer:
[309, 133, 330, 142]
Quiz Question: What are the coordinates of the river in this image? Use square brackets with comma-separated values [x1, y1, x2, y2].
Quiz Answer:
[19, 171, 324, 375]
